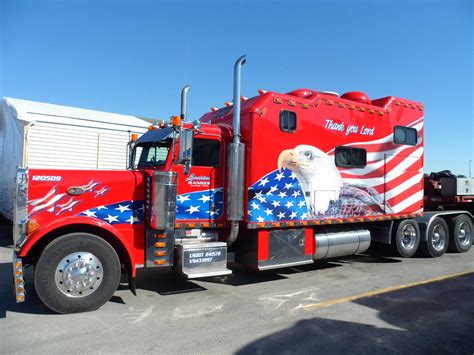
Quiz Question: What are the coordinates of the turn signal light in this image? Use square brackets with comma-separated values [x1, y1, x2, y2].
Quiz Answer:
[27, 219, 40, 235]
[154, 260, 166, 265]
[154, 242, 166, 248]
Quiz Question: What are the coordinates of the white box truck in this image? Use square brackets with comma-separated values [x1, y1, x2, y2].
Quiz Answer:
[0, 97, 151, 220]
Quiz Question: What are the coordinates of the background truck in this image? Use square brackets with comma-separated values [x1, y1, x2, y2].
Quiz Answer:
[11, 56, 473, 313]
[0, 97, 151, 220]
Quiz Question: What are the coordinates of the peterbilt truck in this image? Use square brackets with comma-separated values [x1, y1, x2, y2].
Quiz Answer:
[12, 56, 473, 313]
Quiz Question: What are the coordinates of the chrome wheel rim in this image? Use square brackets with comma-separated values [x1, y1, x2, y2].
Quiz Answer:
[401, 224, 417, 250]
[457, 221, 472, 247]
[431, 224, 446, 251]
[55, 252, 103, 298]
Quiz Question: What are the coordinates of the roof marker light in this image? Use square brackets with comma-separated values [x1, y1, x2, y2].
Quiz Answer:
[210, 107, 218, 112]
[258, 89, 267, 95]
[225, 101, 233, 107]
[241, 96, 248, 101]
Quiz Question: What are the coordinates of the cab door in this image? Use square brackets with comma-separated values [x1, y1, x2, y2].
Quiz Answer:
[174, 135, 225, 224]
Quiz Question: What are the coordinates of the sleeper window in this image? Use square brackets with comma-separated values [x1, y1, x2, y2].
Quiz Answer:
[335, 147, 367, 168]
[280, 110, 297, 132]
[394, 126, 417, 146]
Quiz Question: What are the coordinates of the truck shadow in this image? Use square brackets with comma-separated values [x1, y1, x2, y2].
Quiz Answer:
[236, 273, 474, 354]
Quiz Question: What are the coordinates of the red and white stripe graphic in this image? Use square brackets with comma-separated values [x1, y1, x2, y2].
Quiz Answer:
[328, 117, 424, 214]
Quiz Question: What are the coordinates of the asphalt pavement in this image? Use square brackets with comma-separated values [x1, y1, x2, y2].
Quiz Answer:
[0, 223, 473, 354]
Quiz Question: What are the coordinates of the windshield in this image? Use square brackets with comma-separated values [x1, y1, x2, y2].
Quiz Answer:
[137, 139, 172, 168]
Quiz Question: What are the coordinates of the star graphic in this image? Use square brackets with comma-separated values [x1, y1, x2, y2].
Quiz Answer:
[269, 185, 278, 193]
[290, 211, 297, 219]
[257, 216, 265, 222]
[177, 195, 191, 203]
[285, 201, 294, 208]
[259, 177, 270, 187]
[198, 194, 212, 203]
[104, 215, 119, 223]
[277, 211, 286, 219]
[251, 202, 260, 210]
[284, 183, 293, 190]
[271, 200, 281, 208]
[278, 191, 287, 199]
[264, 208, 273, 216]
[126, 215, 140, 224]
[115, 204, 130, 213]
[292, 190, 301, 198]
[275, 172, 285, 181]
[83, 210, 96, 217]
[186, 205, 200, 214]
[298, 200, 306, 208]
[96, 205, 107, 210]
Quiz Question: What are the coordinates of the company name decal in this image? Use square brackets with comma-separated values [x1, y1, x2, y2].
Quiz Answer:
[185, 174, 211, 186]
[32, 175, 62, 182]
[325, 119, 375, 136]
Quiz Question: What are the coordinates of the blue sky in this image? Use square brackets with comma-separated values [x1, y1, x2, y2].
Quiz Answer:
[1, 0, 473, 175]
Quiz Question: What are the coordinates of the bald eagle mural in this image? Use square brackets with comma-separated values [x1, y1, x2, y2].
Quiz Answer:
[248, 144, 393, 223]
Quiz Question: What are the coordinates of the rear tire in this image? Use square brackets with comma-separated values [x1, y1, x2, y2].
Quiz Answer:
[392, 219, 420, 257]
[34, 233, 121, 314]
[448, 215, 472, 253]
[420, 217, 449, 258]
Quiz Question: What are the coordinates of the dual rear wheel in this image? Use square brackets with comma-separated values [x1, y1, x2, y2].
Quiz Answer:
[392, 215, 472, 258]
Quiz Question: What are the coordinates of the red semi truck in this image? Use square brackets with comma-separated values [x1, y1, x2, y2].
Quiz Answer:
[12, 56, 473, 313]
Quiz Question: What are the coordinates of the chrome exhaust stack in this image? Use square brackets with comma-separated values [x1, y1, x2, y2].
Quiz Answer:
[226, 55, 247, 246]
[180, 85, 191, 122]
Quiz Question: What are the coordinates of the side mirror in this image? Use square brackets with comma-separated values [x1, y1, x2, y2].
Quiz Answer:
[178, 130, 194, 173]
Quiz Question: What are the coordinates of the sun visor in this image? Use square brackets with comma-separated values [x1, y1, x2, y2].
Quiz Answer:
[136, 127, 174, 144]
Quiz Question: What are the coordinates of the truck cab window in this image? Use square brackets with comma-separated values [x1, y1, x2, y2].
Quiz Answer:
[394, 126, 417, 146]
[192, 138, 221, 167]
[138, 140, 171, 167]
[335, 146, 367, 168]
[280, 110, 297, 132]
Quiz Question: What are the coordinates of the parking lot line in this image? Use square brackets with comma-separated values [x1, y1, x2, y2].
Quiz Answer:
[303, 270, 474, 311]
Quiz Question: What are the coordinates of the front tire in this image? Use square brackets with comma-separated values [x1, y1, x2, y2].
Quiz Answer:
[34, 233, 121, 314]
[392, 219, 420, 257]
[420, 217, 449, 258]
[448, 215, 472, 253]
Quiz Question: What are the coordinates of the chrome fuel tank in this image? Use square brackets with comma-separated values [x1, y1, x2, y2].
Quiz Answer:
[314, 228, 371, 260]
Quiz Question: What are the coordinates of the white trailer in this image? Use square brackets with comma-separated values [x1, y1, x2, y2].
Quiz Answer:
[0, 97, 151, 220]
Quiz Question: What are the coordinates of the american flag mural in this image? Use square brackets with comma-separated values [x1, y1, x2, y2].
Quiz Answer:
[79, 201, 144, 224]
[248, 117, 424, 223]
[176, 187, 224, 220]
[329, 117, 424, 215]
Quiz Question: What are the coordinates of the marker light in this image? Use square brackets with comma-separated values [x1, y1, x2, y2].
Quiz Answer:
[225, 102, 232, 107]
[210, 107, 218, 112]
[172, 116, 182, 127]
[130, 133, 138, 142]
[148, 125, 156, 131]
[241, 96, 248, 101]
[258, 89, 267, 95]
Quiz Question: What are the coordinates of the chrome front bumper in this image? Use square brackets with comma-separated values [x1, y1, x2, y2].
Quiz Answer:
[12, 252, 25, 303]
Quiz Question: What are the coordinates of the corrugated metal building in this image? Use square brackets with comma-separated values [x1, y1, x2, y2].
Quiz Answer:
[0, 97, 151, 219]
